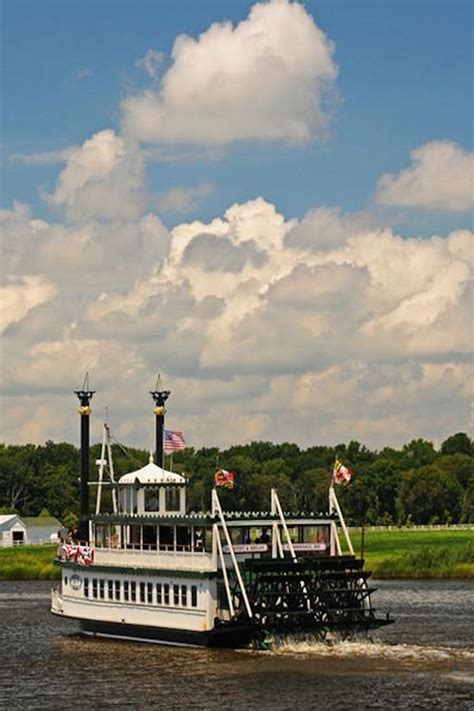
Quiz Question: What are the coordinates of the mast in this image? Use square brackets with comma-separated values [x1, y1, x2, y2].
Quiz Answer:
[149, 373, 170, 468]
[74, 373, 95, 542]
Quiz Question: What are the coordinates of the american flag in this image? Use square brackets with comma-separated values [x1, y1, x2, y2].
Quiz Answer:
[164, 429, 186, 453]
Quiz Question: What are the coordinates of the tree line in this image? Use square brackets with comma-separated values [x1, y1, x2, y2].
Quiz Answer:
[0, 433, 472, 526]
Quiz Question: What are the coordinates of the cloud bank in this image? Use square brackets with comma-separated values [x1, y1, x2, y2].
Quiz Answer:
[2, 173, 472, 448]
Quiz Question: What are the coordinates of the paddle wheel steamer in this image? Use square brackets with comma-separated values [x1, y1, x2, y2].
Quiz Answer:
[51, 383, 393, 647]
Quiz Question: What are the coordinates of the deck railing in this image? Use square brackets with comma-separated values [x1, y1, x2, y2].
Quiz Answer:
[93, 546, 216, 571]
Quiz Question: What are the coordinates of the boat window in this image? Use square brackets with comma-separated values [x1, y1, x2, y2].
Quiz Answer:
[99, 579, 105, 599]
[107, 580, 113, 599]
[204, 527, 213, 552]
[114, 580, 121, 601]
[144, 488, 159, 512]
[147, 582, 153, 604]
[191, 585, 197, 607]
[163, 583, 170, 605]
[229, 527, 242, 544]
[140, 582, 146, 603]
[173, 584, 180, 606]
[165, 487, 180, 512]
[142, 525, 157, 550]
[118, 489, 127, 514]
[284, 526, 299, 543]
[300, 525, 330, 552]
[176, 526, 191, 552]
[124, 581, 129, 602]
[128, 525, 141, 549]
[95, 524, 110, 548]
[110, 527, 120, 548]
[159, 525, 174, 551]
[130, 581, 136, 602]
[156, 583, 162, 605]
[92, 578, 98, 599]
[181, 585, 187, 607]
[84, 578, 89, 598]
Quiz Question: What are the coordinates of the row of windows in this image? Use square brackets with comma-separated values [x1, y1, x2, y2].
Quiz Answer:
[82, 577, 198, 608]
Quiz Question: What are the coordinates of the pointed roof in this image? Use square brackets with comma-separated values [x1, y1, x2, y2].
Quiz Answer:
[118, 453, 185, 485]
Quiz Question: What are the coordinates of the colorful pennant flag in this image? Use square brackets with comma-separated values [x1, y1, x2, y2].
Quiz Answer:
[333, 458, 352, 485]
[215, 467, 236, 489]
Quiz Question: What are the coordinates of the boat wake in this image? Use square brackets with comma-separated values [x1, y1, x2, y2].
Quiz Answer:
[258, 635, 474, 667]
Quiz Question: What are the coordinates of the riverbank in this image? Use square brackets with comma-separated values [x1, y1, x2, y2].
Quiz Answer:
[0, 529, 472, 579]
[0, 545, 59, 580]
[346, 528, 473, 578]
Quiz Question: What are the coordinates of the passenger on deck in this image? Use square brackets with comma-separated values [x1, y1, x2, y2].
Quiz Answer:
[256, 527, 270, 545]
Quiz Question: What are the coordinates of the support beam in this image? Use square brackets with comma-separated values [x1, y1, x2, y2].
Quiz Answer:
[212, 489, 253, 619]
[329, 486, 354, 555]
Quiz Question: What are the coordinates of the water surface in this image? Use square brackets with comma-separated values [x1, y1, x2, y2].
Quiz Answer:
[1, 580, 472, 710]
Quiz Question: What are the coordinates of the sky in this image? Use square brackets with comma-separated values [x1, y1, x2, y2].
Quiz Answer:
[0, 0, 473, 452]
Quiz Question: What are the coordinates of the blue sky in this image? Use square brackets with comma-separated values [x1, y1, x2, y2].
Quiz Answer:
[2, 0, 472, 232]
[1, 1, 473, 449]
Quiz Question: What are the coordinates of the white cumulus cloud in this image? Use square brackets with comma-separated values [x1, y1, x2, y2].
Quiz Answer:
[156, 182, 214, 214]
[1, 192, 472, 449]
[135, 49, 164, 79]
[376, 141, 474, 212]
[46, 129, 147, 222]
[0, 275, 57, 334]
[122, 0, 338, 146]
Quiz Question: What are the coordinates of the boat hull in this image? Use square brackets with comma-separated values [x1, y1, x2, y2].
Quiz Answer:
[79, 618, 257, 648]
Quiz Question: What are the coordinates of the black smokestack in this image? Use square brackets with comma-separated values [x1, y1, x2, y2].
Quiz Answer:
[74, 374, 95, 543]
[150, 374, 170, 468]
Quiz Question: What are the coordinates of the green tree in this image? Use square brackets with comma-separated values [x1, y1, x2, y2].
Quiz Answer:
[460, 474, 474, 523]
[294, 467, 331, 513]
[437, 454, 474, 489]
[401, 439, 437, 469]
[397, 465, 464, 524]
[43, 463, 80, 519]
[441, 432, 473, 456]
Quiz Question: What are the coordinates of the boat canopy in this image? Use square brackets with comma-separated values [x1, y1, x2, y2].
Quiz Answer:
[118, 454, 185, 486]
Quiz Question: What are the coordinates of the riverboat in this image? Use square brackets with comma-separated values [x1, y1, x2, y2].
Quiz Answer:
[51, 382, 393, 648]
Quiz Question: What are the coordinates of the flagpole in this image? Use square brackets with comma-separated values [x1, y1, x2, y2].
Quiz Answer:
[329, 455, 336, 513]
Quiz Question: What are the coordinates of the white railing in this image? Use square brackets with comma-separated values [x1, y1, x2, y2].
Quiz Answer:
[93, 546, 215, 572]
[0, 538, 56, 547]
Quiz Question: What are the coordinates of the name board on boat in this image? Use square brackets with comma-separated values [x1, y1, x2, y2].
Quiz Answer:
[223, 544, 268, 553]
[282, 543, 327, 552]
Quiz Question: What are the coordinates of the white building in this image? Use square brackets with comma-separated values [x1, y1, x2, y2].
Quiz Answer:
[0, 515, 28, 547]
[23, 516, 60, 544]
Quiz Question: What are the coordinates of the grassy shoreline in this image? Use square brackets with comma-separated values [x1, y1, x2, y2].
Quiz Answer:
[344, 528, 473, 579]
[0, 544, 60, 580]
[0, 529, 472, 580]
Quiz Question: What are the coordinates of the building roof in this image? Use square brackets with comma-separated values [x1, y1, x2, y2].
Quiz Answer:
[119, 456, 185, 485]
[0, 514, 24, 530]
[23, 516, 60, 528]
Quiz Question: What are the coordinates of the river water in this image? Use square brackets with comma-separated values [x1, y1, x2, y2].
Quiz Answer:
[1, 580, 473, 710]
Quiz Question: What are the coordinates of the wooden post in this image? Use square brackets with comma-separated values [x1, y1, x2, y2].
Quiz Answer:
[360, 522, 366, 561]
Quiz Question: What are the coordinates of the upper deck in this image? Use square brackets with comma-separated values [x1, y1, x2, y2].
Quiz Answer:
[58, 509, 339, 573]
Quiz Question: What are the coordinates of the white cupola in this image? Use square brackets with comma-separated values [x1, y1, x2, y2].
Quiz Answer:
[118, 453, 186, 516]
